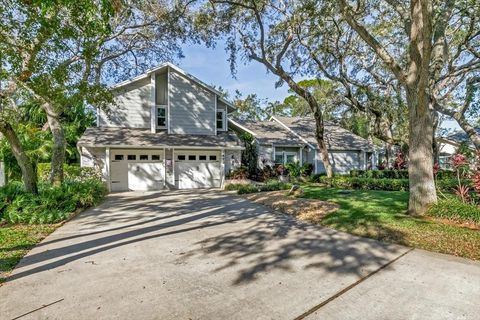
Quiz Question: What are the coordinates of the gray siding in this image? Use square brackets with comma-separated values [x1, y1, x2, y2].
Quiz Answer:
[257, 144, 274, 168]
[316, 150, 362, 174]
[99, 77, 152, 128]
[169, 70, 216, 135]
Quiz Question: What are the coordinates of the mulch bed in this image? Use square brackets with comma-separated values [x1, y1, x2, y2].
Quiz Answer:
[241, 190, 339, 223]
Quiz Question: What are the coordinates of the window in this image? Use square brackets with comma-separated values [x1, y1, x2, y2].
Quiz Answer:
[199, 155, 207, 161]
[188, 155, 196, 161]
[114, 155, 124, 161]
[216, 111, 225, 131]
[157, 106, 166, 128]
[285, 154, 296, 164]
[152, 155, 160, 161]
[177, 155, 186, 161]
[274, 154, 283, 164]
[127, 155, 136, 160]
[209, 155, 217, 161]
[139, 155, 148, 160]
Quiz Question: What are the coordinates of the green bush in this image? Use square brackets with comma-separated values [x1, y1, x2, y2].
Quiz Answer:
[224, 183, 246, 191]
[258, 180, 292, 192]
[226, 166, 249, 180]
[285, 162, 302, 178]
[300, 163, 314, 177]
[237, 184, 259, 194]
[309, 173, 327, 183]
[37, 163, 101, 182]
[350, 169, 457, 180]
[428, 198, 480, 224]
[0, 179, 107, 224]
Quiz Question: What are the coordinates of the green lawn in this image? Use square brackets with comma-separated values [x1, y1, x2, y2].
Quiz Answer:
[302, 186, 480, 260]
[0, 224, 57, 283]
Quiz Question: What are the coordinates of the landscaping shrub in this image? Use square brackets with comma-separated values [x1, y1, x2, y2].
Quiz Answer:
[0, 179, 107, 224]
[258, 165, 278, 182]
[226, 166, 249, 180]
[300, 163, 314, 176]
[224, 183, 246, 191]
[37, 163, 101, 182]
[258, 180, 291, 192]
[428, 197, 480, 224]
[350, 169, 409, 179]
[237, 184, 259, 194]
[285, 162, 302, 178]
[309, 173, 327, 183]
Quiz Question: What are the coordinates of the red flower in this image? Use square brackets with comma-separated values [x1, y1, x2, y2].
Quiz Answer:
[473, 172, 480, 193]
[451, 154, 467, 168]
[433, 163, 440, 175]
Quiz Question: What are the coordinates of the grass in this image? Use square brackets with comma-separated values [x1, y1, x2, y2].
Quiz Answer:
[301, 185, 480, 260]
[0, 224, 58, 283]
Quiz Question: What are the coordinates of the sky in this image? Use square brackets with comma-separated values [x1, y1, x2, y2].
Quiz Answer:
[177, 42, 461, 132]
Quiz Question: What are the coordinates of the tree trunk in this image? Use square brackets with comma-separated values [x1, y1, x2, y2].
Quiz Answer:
[0, 121, 38, 193]
[457, 120, 480, 151]
[406, 89, 437, 215]
[43, 103, 66, 186]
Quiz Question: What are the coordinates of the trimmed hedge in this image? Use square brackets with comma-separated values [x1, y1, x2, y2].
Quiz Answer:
[428, 198, 480, 224]
[37, 163, 102, 182]
[237, 184, 259, 194]
[350, 169, 457, 180]
[312, 176, 463, 192]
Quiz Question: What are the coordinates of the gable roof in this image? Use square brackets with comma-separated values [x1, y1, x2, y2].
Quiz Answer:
[273, 116, 375, 151]
[78, 127, 243, 149]
[444, 128, 480, 146]
[111, 62, 235, 112]
[228, 119, 306, 146]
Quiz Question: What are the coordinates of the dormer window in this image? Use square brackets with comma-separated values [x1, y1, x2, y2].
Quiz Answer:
[157, 106, 167, 129]
[216, 110, 226, 131]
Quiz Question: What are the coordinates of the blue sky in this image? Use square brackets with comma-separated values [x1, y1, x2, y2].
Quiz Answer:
[178, 42, 460, 131]
[179, 43, 290, 102]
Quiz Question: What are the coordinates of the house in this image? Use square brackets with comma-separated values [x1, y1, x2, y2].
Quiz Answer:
[229, 116, 377, 174]
[437, 128, 479, 168]
[77, 63, 243, 191]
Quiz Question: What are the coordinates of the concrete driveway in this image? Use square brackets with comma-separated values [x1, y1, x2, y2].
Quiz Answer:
[1, 190, 479, 320]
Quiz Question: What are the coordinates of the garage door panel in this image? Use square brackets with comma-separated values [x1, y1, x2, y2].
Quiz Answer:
[128, 163, 165, 191]
[176, 162, 221, 189]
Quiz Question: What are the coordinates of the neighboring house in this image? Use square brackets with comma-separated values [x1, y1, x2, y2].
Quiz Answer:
[230, 116, 377, 174]
[437, 128, 479, 169]
[78, 63, 243, 191]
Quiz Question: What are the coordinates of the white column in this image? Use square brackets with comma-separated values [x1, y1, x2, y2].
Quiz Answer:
[221, 148, 225, 188]
[150, 73, 156, 133]
[299, 147, 303, 165]
[313, 149, 318, 174]
[105, 147, 111, 192]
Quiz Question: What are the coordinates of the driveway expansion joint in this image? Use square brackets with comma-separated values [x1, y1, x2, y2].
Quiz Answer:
[293, 248, 415, 320]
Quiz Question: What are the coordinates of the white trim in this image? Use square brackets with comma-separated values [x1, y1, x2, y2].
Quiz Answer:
[216, 109, 226, 132]
[96, 108, 100, 127]
[167, 66, 171, 133]
[221, 148, 225, 188]
[228, 118, 257, 136]
[214, 95, 217, 135]
[314, 151, 318, 174]
[156, 105, 167, 130]
[150, 73, 156, 133]
[105, 147, 111, 192]
[271, 116, 316, 150]
[299, 147, 303, 165]
[163, 148, 167, 187]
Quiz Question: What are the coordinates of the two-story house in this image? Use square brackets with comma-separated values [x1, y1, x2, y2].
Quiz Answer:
[78, 63, 243, 191]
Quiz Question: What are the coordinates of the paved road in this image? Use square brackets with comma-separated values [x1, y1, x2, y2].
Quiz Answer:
[1, 190, 479, 320]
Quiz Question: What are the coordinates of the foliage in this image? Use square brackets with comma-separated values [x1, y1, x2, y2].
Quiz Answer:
[301, 187, 480, 260]
[300, 163, 314, 177]
[224, 183, 248, 191]
[428, 198, 480, 225]
[285, 162, 302, 178]
[393, 152, 407, 170]
[236, 184, 259, 195]
[239, 132, 258, 179]
[1, 224, 57, 281]
[258, 180, 292, 192]
[226, 166, 249, 180]
[457, 142, 475, 159]
[37, 163, 101, 183]
[350, 169, 409, 179]
[0, 179, 106, 224]
[257, 165, 278, 182]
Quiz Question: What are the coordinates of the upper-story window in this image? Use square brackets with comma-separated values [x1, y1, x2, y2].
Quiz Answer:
[216, 110, 226, 131]
[157, 106, 167, 129]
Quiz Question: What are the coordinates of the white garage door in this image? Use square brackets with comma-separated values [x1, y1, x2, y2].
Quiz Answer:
[110, 149, 165, 191]
[174, 150, 221, 189]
